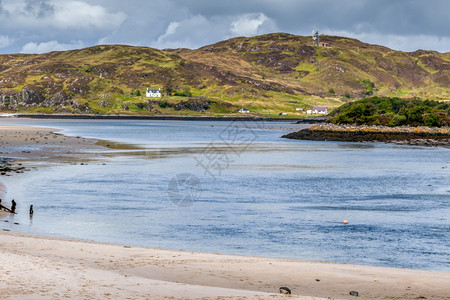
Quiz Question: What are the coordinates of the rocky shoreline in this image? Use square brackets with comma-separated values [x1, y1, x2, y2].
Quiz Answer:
[283, 124, 450, 148]
[17, 113, 327, 123]
[0, 158, 27, 176]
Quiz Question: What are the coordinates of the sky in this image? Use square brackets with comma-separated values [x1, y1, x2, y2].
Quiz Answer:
[0, 0, 449, 54]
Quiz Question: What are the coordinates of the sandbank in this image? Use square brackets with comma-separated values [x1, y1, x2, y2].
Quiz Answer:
[0, 124, 103, 161]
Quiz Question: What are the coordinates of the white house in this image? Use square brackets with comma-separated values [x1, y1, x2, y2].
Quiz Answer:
[312, 106, 328, 114]
[146, 88, 162, 98]
[238, 108, 250, 113]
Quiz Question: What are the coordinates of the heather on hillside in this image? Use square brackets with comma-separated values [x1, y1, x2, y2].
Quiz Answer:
[328, 97, 450, 127]
[0, 33, 449, 117]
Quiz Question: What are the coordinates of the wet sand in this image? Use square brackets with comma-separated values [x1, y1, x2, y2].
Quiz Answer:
[0, 124, 103, 161]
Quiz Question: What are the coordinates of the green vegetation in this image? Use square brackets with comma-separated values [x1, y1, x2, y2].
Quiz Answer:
[0, 33, 449, 117]
[329, 97, 450, 127]
[358, 79, 375, 96]
[158, 100, 169, 108]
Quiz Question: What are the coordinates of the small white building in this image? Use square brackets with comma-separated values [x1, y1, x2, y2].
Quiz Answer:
[312, 106, 328, 114]
[238, 108, 250, 113]
[296, 107, 304, 111]
[146, 88, 162, 98]
[306, 109, 313, 114]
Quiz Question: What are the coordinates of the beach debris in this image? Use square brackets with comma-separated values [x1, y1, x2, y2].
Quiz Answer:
[315, 278, 320, 281]
[279, 287, 291, 294]
[349, 290, 359, 296]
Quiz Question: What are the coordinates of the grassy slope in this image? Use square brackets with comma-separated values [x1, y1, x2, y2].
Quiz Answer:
[0, 33, 449, 117]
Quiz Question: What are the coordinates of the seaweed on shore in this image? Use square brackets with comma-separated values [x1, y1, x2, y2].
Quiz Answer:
[0, 157, 14, 175]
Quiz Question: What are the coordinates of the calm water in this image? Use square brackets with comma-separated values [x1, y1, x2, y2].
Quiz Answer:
[1, 118, 449, 272]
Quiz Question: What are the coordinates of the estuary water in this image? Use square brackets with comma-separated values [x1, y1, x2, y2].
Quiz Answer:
[1, 118, 449, 272]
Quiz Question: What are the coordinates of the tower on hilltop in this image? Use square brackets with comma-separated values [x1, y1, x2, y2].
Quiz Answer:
[312, 30, 319, 47]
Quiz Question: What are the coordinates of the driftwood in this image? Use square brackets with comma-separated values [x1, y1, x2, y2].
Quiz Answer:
[0, 205, 15, 214]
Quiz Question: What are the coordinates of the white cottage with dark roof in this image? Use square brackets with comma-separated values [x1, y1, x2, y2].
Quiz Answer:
[146, 88, 162, 98]
[312, 106, 328, 114]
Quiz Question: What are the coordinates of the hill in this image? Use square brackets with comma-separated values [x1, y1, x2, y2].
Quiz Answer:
[0, 33, 449, 117]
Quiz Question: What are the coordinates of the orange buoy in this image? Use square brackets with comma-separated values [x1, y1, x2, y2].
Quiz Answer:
[343, 219, 348, 225]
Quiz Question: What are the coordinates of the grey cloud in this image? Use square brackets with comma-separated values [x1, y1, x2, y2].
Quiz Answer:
[0, 0, 6, 16]
[171, 0, 450, 37]
[24, 0, 54, 19]
[0, 0, 449, 54]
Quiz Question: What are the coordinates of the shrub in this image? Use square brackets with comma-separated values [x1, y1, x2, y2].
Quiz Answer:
[174, 88, 192, 97]
[423, 113, 442, 127]
[389, 114, 407, 126]
[158, 100, 169, 108]
[329, 96, 448, 127]
[359, 79, 375, 96]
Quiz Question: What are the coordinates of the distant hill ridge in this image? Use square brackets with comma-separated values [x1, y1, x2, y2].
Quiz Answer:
[0, 33, 449, 116]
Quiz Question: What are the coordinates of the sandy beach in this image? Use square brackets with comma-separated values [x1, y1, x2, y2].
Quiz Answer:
[1, 121, 450, 299]
[0, 231, 449, 300]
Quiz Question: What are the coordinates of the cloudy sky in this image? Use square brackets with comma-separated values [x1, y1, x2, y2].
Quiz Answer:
[0, 0, 449, 54]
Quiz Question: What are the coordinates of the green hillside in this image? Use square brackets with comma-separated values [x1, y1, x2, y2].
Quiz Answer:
[0, 33, 449, 117]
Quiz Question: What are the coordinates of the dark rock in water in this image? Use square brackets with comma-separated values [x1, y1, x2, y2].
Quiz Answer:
[279, 286, 291, 294]
[349, 291, 359, 296]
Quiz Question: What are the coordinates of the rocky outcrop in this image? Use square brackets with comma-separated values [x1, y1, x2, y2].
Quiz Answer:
[174, 97, 211, 112]
[71, 100, 92, 113]
[283, 124, 450, 148]
[0, 88, 46, 109]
